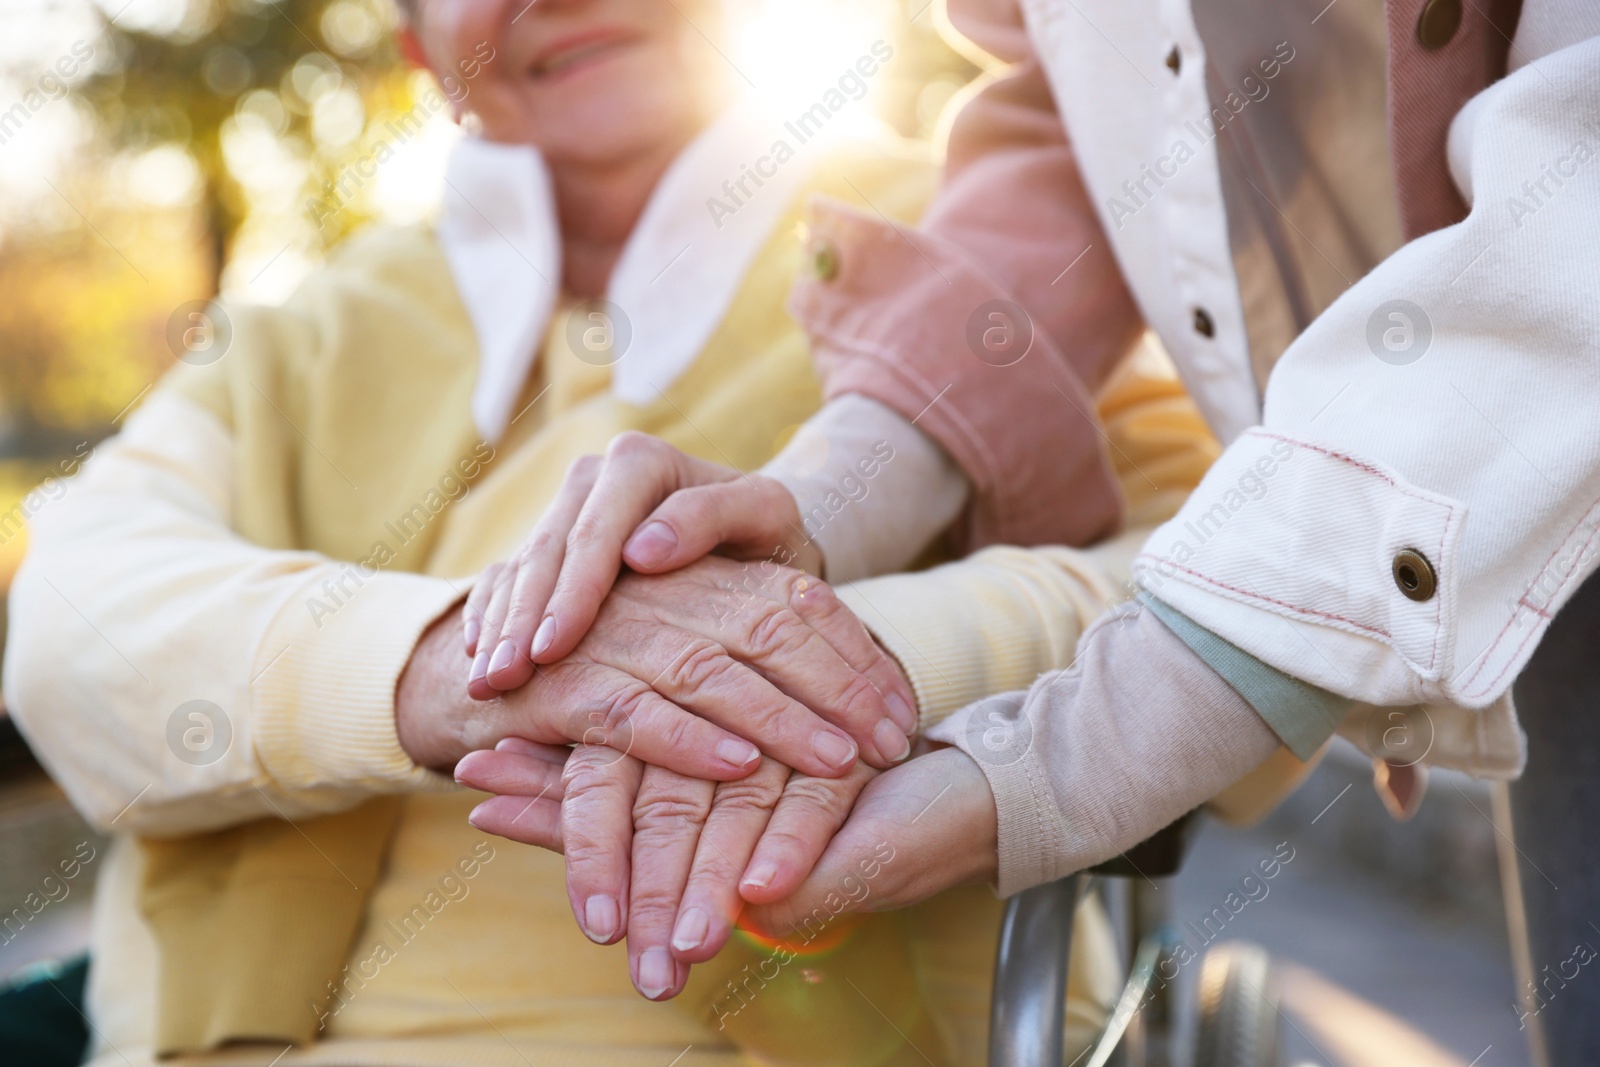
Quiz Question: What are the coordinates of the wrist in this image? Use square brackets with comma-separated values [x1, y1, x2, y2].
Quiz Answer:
[396, 601, 499, 770]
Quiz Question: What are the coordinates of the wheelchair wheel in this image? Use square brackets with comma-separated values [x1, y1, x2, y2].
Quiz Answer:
[1193, 941, 1282, 1067]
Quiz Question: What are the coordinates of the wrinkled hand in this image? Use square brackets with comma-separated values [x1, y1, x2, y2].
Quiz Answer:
[457, 742, 877, 1000]
[399, 556, 915, 777]
[742, 747, 999, 937]
[464, 432, 823, 696]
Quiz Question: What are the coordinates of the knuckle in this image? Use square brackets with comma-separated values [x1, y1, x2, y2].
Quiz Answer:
[663, 640, 738, 694]
[606, 430, 660, 461]
[526, 528, 563, 558]
[560, 752, 623, 795]
[831, 674, 886, 726]
[600, 685, 653, 743]
[568, 453, 604, 481]
[632, 773, 711, 832]
[710, 776, 783, 814]
[560, 834, 618, 874]
[566, 511, 610, 548]
[660, 485, 714, 527]
[632, 792, 708, 830]
[791, 573, 840, 610]
[741, 602, 810, 658]
[499, 602, 530, 633]
[780, 775, 853, 815]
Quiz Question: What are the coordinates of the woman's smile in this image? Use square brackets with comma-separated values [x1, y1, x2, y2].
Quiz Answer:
[527, 25, 640, 82]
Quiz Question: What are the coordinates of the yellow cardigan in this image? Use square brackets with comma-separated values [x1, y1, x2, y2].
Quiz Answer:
[121, 138, 1217, 1066]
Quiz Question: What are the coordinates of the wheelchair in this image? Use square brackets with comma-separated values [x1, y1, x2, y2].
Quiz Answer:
[987, 812, 1283, 1067]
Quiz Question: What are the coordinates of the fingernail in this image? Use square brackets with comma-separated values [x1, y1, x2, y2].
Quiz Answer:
[469, 648, 490, 684]
[583, 894, 620, 943]
[626, 521, 678, 568]
[467, 802, 488, 828]
[638, 947, 675, 999]
[887, 692, 916, 733]
[530, 615, 557, 659]
[874, 717, 911, 762]
[487, 638, 517, 676]
[811, 729, 857, 769]
[671, 907, 709, 953]
[742, 861, 777, 890]
[716, 738, 761, 768]
[463, 614, 480, 652]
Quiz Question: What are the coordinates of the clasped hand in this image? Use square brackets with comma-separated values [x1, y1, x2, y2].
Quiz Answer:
[428, 434, 996, 1000]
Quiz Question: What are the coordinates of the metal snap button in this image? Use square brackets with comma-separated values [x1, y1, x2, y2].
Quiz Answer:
[1165, 45, 1181, 75]
[1417, 0, 1462, 51]
[1392, 549, 1437, 602]
[1193, 307, 1215, 338]
[807, 237, 840, 281]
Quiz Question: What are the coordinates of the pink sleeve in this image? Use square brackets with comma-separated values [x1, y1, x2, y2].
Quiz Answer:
[790, 0, 1143, 550]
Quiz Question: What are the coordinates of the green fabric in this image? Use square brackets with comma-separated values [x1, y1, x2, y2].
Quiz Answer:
[1139, 594, 1347, 761]
[0, 955, 90, 1067]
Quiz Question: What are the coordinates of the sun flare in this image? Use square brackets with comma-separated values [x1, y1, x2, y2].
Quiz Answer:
[726, 0, 895, 128]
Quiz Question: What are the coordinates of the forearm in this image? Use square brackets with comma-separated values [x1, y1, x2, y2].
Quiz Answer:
[927, 601, 1280, 895]
[760, 395, 968, 584]
[2, 390, 458, 835]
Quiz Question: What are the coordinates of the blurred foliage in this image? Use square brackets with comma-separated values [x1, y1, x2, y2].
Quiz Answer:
[80, 0, 406, 278]
[0, 0, 975, 444]
[0, 0, 977, 632]
[0, 2, 982, 716]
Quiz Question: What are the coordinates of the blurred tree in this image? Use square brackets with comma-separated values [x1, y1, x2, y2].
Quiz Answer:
[78, 0, 404, 290]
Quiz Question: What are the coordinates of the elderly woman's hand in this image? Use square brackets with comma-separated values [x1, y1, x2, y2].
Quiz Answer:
[457, 741, 879, 1000]
[399, 555, 916, 779]
[464, 433, 824, 694]
[457, 741, 998, 1001]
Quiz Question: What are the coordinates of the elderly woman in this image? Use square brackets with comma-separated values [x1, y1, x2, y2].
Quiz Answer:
[5, 0, 1222, 1064]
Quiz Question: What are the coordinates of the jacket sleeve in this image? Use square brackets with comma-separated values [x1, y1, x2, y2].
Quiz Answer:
[789, 0, 1144, 551]
[1132, 9, 1600, 712]
[1, 388, 459, 837]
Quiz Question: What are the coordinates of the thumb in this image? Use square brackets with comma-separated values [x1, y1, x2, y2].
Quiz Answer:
[622, 475, 810, 573]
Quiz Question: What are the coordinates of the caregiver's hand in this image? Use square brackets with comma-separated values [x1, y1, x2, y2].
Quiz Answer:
[464, 433, 824, 694]
[457, 742, 879, 1001]
[401, 556, 915, 776]
[743, 747, 999, 938]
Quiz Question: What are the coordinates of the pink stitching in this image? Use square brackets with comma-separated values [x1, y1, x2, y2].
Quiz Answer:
[1250, 430, 1400, 486]
[1248, 431, 1456, 518]
[1134, 553, 1393, 640]
[1133, 429, 1462, 668]
[1463, 508, 1600, 699]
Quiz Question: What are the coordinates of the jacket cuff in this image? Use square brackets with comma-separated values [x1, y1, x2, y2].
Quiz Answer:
[1132, 428, 1467, 706]
[252, 570, 464, 796]
[790, 197, 1125, 552]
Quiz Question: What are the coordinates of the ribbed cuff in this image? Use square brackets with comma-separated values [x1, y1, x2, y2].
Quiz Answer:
[925, 696, 1068, 897]
[253, 570, 465, 796]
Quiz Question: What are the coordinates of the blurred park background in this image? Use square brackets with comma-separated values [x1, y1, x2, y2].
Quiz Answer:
[0, 0, 979, 665]
[0, 3, 1533, 1064]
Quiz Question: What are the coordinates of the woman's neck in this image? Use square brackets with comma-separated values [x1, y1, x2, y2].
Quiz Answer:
[551, 138, 684, 300]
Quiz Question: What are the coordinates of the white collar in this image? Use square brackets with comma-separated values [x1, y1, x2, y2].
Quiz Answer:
[436, 100, 824, 443]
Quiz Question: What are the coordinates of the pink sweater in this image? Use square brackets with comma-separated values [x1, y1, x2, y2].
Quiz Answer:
[790, 0, 1520, 551]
